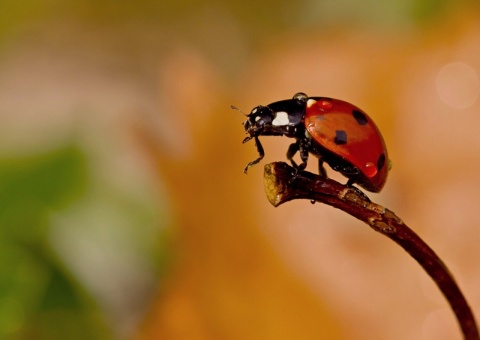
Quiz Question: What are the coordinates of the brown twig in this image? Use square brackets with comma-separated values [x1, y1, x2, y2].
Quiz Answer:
[263, 162, 479, 340]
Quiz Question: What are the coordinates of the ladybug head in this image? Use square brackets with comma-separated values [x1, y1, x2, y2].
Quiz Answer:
[243, 105, 274, 137]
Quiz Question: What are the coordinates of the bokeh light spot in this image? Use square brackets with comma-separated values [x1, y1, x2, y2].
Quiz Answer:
[436, 62, 480, 109]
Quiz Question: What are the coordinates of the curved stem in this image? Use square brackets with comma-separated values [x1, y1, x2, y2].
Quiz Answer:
[263, 162, 479, 340]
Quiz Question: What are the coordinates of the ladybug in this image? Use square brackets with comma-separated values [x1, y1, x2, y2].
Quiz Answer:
[241, 92, 390, 192]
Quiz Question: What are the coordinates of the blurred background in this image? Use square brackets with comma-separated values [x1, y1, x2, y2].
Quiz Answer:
[1, 0, 479, 339]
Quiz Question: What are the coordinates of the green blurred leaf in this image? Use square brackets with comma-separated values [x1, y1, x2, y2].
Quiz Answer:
[410, 0, 450, 22]
[0, 144, 111, 339]
[0, 145, 86, 238]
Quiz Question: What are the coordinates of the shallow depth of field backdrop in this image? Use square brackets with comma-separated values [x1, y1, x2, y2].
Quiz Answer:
[1, 1, 480, 339]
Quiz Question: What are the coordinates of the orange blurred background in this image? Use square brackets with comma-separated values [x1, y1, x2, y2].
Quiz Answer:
[1, 1, 479, 339]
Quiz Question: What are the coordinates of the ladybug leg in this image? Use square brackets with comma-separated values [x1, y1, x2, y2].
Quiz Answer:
[346, 178, 356, 187]
[318, 159, 327, 177]
[244, 136, 264, 173]
[287, 139, 309, 171]
[286, 142, 300, 168]
[296, 139, 309, 171]
[284, 140, 309, 185]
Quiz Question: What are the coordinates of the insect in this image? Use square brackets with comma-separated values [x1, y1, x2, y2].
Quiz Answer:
[240, 92, 390, 192]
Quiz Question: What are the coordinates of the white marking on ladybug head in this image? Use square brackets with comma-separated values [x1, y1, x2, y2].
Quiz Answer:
[306, 99, 317, 108]
[305, 130, 312, 139]
[255, 116, 261, 122]
[272, 111, 290, 126]
[251, 108, 258, 114]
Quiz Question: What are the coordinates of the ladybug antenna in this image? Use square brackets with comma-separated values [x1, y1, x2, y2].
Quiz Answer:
[230, 105, 248, 116]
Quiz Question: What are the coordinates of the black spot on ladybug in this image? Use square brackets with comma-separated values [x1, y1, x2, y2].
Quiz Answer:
[334, 130, 347, 145]
[352, 110, 368, 125]
[377, 153, 386, 170]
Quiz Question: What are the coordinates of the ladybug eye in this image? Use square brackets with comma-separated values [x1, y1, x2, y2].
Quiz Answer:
[254, 115, 266, 126]
[249, 105, 270, 117]
[293, 92, 308, 103]
[249, 107, 259, 116]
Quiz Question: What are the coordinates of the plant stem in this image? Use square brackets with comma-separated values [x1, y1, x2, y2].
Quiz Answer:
[263, 162, 479, 340]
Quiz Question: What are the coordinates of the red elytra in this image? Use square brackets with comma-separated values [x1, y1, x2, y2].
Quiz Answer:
[304, 98, 388, 191]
